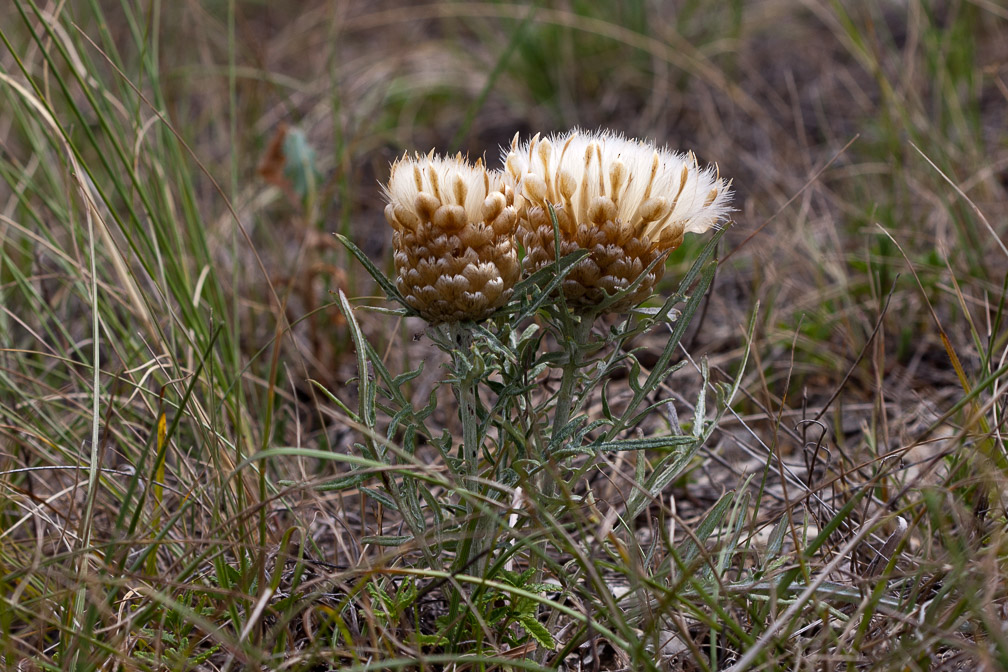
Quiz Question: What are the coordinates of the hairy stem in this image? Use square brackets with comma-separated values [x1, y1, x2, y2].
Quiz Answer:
[531, 313, 594, 613]
[444, 323, 494, 642]
[545, 314, 594, 489]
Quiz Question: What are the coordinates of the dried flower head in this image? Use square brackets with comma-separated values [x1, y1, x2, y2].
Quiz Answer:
[504, 129, 732, 312]
[383, 152, 520, 323]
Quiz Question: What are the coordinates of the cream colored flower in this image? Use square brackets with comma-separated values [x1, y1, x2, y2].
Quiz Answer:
[383, 152, 520, 323]
[504, 129, 732, 312]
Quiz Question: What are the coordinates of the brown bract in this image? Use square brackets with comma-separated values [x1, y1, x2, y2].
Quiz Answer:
[519, 200, 670, 310]
[383, 152, 520, 323]
[504, 129, 732, 312]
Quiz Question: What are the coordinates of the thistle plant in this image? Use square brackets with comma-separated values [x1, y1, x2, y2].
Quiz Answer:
[334, 129, 741, 652]
[384, 152, 521, 323]
[502, 129, 734, 511]
[505, 129, 731, 313]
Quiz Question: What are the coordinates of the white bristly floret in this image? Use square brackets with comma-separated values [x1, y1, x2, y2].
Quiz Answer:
[503, 128, 732, 247]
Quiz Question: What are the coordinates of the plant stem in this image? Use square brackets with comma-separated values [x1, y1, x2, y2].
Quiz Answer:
[442, 322, 496, 647]
[544, 314, 594, 492]
[447, 324, 491, 577]
[456, 334, 480, 475]
[530, 313, 593, 610]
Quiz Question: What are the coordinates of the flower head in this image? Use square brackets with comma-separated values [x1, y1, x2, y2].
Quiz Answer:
[504, 129, 732, 311]
[384, 152, 520, 323]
